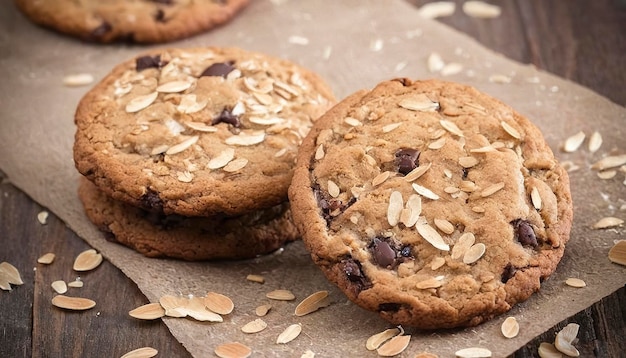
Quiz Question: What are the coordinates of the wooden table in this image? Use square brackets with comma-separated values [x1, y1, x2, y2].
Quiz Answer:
[1, 1, 624, 357]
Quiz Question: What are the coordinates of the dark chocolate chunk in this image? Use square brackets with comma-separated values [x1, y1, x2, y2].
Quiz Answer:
[201, 62, 236, 78]
[150, 0, 174, 4]
[501, 264, 517, 283]
[140, 189, 164, 212]
[511, 219, 538, 247]
[462, 167, 469, 179]
[369, 238, 396, 268]
[339, 258, 372, 294]
[395, 148, 420, 175]
[312, 185, 356, 225]
[378, 302, 401, 312]
[212, 108, 241, 127]
[155, 9, 166, 22]
[400, 245, 412, 258]
[89, 21, 112, 40]
[136, 55, 163, 71]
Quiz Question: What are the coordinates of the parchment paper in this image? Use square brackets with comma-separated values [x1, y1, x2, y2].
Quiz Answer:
[1, 0, 624, 356]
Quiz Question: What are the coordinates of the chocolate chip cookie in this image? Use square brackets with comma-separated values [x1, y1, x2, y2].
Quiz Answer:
[74, 47, 335, 217]
[14, 0, 249, 43]
[288, 78, 573, 329]
[79, 178, 298, 260]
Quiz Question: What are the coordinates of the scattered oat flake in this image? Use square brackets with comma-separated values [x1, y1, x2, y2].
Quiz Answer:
[225, 132, 265, 146]
[489, 74, 511, 84]
[241, 318, 268, 334]
[214, 342, 252, 358]
[51, 295, 96, 311]
[428, 137, 446, 150]
[266, 289, 295, 301]
[204, 292, 234, 315]
[177, 171, 194, 183]
[73, 249, 103, 271]
[51, 280, 67, 294]
[554, 323, 580, 357]
[0, 262, 24, 285]
[387, 191, 404, 226]
[223, 158, 248, 172]
[373, 171, 391, 187]
[404, 162, 432, 181]
[156, 80, 192, 93]
[276, 323, 302, 344]
[562, 131, 585, 152]
[377, 334, 411, 356]
[370, 38, 384, 52]
[455, 347, 492, 358]
[501, 317, 519, 338]
[501, 121, 521, 139]
[301, 350, 315, 358]
[462, 1, 501, 18]
[186, 121, 217, 132]
[431, 256, 446, 270]
[288, 35, 309, 45]
[588, 131, 602, 152]
[458, 156, 479, 168]
[366, 327, 401, 350]
[294, 290, 331, 316]
[440, 119, 464, 137]
[327, 180, 341, 198]
[67, 279, 83, 288]
[159, 295, 188, 317]
[129, 302, 165, 320]
[37, 211, 49, 224]
[463, 243, 486, 264]
[434, 218, 455, 234]
[37, 253, 55, 264]
[63, 73, 94, 87]
[591, 154, 626, 170]
[120, 347, 158, 358]
[255, 304, 272, 317]
[402, 194, 422, 227]
[441, 63, 464, 76]
[597, 170, 617, 179]
[415, 353, 439, 358]
[531, 186, 542, 210]
[537, 342, 563, 358]
[427, 52, 445, 73]
[592, 217, 624, 229]
[399, 94, 439, 112]
[412, 183, 440, 200]
[480, 182, 505, 197]
[416, 277, 443, 289]
[565, 278, 586, 288]
[166, 135, 199, 155]
[314, 144, 325, 160]
[416, 223, 450, 251]
[382, 122, 402, 133]
[208, 148, 236, 169]
[125, 92, 158, 113]
[417, 1, 455, 19]
[246, 274, 265, 284]
[608, 240, 626, 266]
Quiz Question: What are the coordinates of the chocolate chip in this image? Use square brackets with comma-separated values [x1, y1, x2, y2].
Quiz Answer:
[511, 219, 538, 247]
[462, 167, 469, 179]
[150, 0, 174, 4]
[395, 148, 420, 175]
[400, 246, 412, 258]
[155, 9, 166, 22]
[89, 21, 112, 40]
[340, 258, 372, 294]
[140, 189, 163, 212]
[201, 62, 236, 78]
[369, 238, 396, 268]
[212, 108, 241, 127]
[313, 185, 356, 225]
[501, 264, 517, 283]
[136, 55, 163, 71]
[378, 302, 401, 312]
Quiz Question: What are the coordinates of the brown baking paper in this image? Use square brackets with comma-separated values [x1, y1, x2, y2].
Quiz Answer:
[1, 0, 624, 356]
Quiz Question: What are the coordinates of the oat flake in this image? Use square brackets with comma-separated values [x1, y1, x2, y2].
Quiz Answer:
[608, 240, 626, 266]
[120, 347, 158, 358]
[377, 334, 411, 357]
[417, 2, 455, 19]
[276, 323, 302, 344]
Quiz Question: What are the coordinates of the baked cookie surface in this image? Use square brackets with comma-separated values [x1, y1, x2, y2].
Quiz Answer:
[288, 78, 573, 329]
[74, 47, 335, 216]
[14, 0, 249, 43]
[78, 178, 298, 261]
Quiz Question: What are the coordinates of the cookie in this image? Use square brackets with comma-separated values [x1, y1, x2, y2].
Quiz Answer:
[14, 0, 249, 43]
[74, 47, 335, 217]
[288, 78, 573, 329]
[78, 178, 298, 261]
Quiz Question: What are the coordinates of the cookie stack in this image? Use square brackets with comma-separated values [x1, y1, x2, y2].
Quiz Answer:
[74, 47, 336, 260]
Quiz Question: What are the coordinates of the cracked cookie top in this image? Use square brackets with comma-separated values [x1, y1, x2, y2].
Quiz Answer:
[288, 78, 573, 329]
[74, 47, 335, 216]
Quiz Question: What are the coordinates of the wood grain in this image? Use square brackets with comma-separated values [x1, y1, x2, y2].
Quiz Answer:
[1, 1, 625, 357]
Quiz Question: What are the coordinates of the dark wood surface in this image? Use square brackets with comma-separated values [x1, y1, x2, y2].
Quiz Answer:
[1, 1, 625, 357]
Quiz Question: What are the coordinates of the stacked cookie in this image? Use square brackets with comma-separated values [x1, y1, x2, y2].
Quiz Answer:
[288, 78, 573, 328]
[74, 47, 336, 260]
[15, 0, 250, 43]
